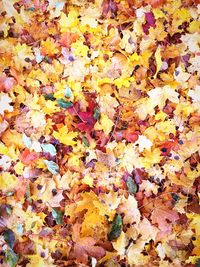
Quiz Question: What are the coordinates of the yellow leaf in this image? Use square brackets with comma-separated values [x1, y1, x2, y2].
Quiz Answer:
[82, 173, 94, 187]
[112, 231, 127, 256]
[95, 114, 114, 135]
[0, 172, 18, 191]
[0, 142, 8, 155]
[68, 154, 80, 167]
[154, 47, 162, 78]
[129, 52, 140, 62]
[114, 77, 134, 89]
[42, 100, 60, 115]
[41, 38, 59, 56]
[14, 162, 25, 175]
[2, 130, 23, 148]
[189, 20, 200, 33]
[59, 11, 79, 32]
[53, 126, 78, 146]
[26, 255, 46, 267]
[71, 40, 89, 57]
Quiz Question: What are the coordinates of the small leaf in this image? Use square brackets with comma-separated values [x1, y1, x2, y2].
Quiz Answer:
[6, 206, 12, 215]
[16, 224, 23, 236]
[25, 184, 31, 201]
[44, 93, 55, 101]
[57, 98, 73, 109]
[126, 176, 137, 194]
[41, 143, 57, 156]
[171, 193, 180, 202]
[43, 56, 51, 63]
[64, 86, 72, 98]
[6, 249, 19, 267]
[27, 7, 36, 11]
[4, 229, 15, 249]
[44, 160, 59, 175]
[22, 133, 32, 149]
[52, 208, 63, 224]
[6, 191, 14, 197]
[82, 136, 89, 147]
[93, 108, 100, 120]
[107, 214, 122, 241]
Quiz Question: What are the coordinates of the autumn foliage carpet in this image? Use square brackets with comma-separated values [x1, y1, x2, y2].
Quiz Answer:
[0, 0, 200, 266]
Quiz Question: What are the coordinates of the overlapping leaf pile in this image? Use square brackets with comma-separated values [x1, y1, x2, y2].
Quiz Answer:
[0, 0, 200, 266]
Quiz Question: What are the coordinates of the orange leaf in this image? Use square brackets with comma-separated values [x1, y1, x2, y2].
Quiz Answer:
[20, 149, 38, 165]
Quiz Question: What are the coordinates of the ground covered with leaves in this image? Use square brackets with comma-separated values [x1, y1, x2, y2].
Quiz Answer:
[0, 0, 200, 266]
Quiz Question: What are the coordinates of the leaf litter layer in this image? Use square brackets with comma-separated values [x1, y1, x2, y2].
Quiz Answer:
[0, 0, 200, 266]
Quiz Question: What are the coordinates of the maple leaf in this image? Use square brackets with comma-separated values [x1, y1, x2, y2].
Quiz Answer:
[70, 224, 105, 263]
[59, 32, 79, 48]
[53, 125, 78, 146]
[19, 149, 38, 165]
[151, 201, 179, 238]
[118, 195, 140, 225]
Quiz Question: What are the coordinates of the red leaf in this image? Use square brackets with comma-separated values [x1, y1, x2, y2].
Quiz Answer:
[123, 129, 139, 143]
[20, 149, 38, 165]
[147, 0, 166, 8]
[76, 101, 97, 132]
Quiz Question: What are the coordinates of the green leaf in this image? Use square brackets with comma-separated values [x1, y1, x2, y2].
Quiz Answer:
[82, 136, 89, 147]
[52, 208, 63, 225]
[6, 249, 19, 267]
[4, 229, 15, 249]
[27, 7, 35, 11]
[107, 214, 122, 241]
[64, 86, 73, 98]
[57, 98, 73, 109]
[41, 143, 57, 156]
[93, 108, 100, 120]
[126, 176, 137, 194]
[6, 206, 12, 216]
[44, 93, 55, 101]
[16, 224, 23, 236]
[44, 160, 59, 175]
[171, 193, 180, 202]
